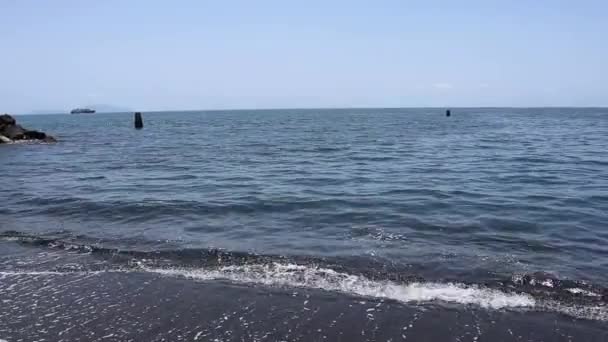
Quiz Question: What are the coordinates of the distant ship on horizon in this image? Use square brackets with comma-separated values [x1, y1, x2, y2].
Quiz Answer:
[70, 108, 96, 114]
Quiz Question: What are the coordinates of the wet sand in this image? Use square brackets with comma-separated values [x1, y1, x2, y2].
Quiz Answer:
[1, 270, 606, 342]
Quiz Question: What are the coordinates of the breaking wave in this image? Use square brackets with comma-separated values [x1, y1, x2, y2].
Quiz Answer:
[145, 263, 608, 322]
[144, 263, 535, 309]
[2, 231, 607, 321]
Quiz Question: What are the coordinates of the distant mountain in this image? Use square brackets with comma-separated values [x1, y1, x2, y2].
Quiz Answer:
[28, 104, 132, 115]
[27, 110, 66, 115]
[85, 104, 132, 113]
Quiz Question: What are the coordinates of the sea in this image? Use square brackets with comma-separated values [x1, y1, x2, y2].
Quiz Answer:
[1, 108, 607, 341]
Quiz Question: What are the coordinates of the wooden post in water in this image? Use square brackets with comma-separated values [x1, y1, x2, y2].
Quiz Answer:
[134, 112, 143, 129]
[446, 109, 451, 117]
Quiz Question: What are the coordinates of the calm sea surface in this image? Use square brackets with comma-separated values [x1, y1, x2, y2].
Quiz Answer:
[1, 108, 607, 341]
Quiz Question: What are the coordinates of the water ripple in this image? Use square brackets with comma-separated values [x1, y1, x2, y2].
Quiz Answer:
[3, 108, 608, 285]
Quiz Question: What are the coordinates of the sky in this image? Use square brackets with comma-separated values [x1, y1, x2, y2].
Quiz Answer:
[1, 0, 607, 113]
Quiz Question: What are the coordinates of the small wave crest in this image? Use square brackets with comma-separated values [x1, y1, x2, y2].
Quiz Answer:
[144, 263, 535, 309]
[143, 263, 608, 321]
[2, 231, 607, 321]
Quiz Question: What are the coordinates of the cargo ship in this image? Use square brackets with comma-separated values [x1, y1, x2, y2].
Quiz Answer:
[70, 108, 96, 114]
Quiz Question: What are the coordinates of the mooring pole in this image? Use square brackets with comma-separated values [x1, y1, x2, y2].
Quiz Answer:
[134, 112, 143, 129]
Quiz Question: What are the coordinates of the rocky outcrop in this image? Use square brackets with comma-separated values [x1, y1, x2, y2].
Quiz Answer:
[0, 114, 56, 144]
[0, 114, 16, 126]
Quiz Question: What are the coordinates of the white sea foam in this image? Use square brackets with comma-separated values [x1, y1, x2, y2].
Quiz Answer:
[541, 301, 608, 322]
[541, 279, 554, 288]
[144, 263, 535, 309]
[2, 265, 606, 321]
[566, 288, 601, 297]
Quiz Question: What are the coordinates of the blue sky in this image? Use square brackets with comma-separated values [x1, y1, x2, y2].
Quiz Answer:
[1, 0, 607, 113]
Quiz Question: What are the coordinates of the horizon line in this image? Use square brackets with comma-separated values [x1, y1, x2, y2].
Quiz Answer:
[15, 105, 608, 115]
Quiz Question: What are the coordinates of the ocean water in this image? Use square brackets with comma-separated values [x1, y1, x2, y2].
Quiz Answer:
[1, 108, 607, 341]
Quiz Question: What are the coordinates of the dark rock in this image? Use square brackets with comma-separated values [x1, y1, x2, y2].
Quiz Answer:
[0, 114, 16, 126]
[24, 130, 47, 140]
[0, 114, 14, 133]
[0, 113, 56, 143]
[2, 124, 26, 140]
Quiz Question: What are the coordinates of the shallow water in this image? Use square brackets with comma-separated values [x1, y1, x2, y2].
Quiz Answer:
[1, 108, 607, 340]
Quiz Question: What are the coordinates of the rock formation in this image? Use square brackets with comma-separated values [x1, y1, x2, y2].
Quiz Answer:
[0, 114, 57, 144]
